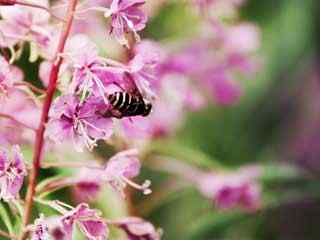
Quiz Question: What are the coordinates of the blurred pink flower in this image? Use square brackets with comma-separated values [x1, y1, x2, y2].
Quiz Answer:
[133, 40, 166, 66]
[48, 94, 113, 151]
[224, 23, 261, 54]
[158, 19, 261, 106]
[206, 68, 243, 105]
[0, 56, 22, 95]
[37, 25, 60, 60]
[103, 149, 151, 196]
[161, 37, 257, 105]
[193, 0, 216, 10]
[197, 166, 262, 211]
[192, 0, 246, 13]
[38, 61, 51, 87]
[111, 217, 161, 240]
[0, 145, 26, 201]
[223, 23, 261, 74]
[0, 89, 40, 145]
[105, 0, 147, 47]
[61, 203, 108, 240]
[0, 0, 51, 47]
[73, 167, 104, 202]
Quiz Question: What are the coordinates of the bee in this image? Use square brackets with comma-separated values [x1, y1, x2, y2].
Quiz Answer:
[107, 73, 153, 119]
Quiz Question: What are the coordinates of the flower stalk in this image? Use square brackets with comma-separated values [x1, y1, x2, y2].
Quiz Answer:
[20, 0, 79, 238]
[0, 113, 36, 131]
[14, 82, 46, 95]
[0, 229, 16, 240]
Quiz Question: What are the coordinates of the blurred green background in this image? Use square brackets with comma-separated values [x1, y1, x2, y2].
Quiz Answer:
[139, 0, 320, 239]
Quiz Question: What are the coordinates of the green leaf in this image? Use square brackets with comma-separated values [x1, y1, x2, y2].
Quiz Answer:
[260, 163, 301, 184]
[184, 210, 250, 240]
[0, 203, 14, 235]
[148, 140, 222, 169]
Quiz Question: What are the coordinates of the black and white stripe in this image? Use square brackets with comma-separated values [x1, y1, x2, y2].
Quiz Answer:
[107, 91, 152, 118]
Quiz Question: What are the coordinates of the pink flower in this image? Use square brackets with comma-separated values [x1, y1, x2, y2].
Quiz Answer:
[160, 40, 210, 77]
[161, 39, 250, 105]
[66, 35, 124, 102]
[31, 215, 51, 240]
[72, 168, 104, 202]
[223, 23, 261, 74]
[32, 204, 108, 240]
[103, 149, 151, 196]
[125, 40, 165, 99]
[0, 145, 27, 201]
[37, 26, 61, 60]
[38, 61, 51, 87]
[58, 150, 150, 199]
[197, 166, 261, 211]
[105, 0, 147, 47]
[111, 217, 161, 240]
[48, 94, 113, 151]
[0, 89, 40, 145]
[0, 0, 50, 47]
[224, 23, 261, 54]
[206, 68, 242, 105]
[0, 56, 23, 95]
[62, 203, 108, 240]
[32, 216, 72, 240]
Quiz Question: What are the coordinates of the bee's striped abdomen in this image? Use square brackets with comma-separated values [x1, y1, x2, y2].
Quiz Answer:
[108, 92, 152, 118]
[118, 92, 132, 111]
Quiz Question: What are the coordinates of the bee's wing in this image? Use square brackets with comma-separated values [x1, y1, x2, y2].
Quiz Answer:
[123, 72, 143, 98]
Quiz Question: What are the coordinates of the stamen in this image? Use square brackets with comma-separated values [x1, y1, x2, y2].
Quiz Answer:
[121, 177, 152, 195]
[92, 74, 108, 103]
[76, 120, 97, 151]
[79, 73, 92, 102]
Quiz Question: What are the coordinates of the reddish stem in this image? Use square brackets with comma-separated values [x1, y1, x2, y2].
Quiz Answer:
[20, 0, 78, 238]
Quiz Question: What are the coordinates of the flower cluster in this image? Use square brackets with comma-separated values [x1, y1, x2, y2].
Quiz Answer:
[32, 204, 108, 240]
[44, 33, 161, 151]
[0, 0, 263, 239]
[32, 204, 160, 240]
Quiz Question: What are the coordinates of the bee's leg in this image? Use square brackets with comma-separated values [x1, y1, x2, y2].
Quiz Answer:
[110, 109, 123, 119]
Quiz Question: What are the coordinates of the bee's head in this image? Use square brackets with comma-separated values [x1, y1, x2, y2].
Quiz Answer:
[142, 100, 152, 116]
